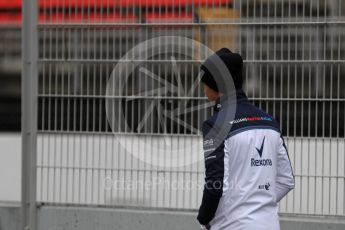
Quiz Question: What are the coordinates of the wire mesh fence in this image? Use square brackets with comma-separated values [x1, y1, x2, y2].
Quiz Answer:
[31, 0, 345, 216]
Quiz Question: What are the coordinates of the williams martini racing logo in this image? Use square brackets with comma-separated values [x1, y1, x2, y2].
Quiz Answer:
[251, 137, 272, 167]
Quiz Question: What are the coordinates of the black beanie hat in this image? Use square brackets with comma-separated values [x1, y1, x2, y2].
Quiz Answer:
[200, 48, 243, 92]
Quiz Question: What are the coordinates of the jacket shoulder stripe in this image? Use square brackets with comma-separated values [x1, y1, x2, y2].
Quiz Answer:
[227, 125, 280, 139]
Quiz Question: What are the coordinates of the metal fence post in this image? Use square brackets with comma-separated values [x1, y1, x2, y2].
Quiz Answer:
[21, 0, 38, 229]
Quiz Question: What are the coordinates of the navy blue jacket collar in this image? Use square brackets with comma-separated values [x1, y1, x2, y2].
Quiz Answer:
[213, 89, 248, 112]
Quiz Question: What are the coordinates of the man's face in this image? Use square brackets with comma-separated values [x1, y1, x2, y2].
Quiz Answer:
[203, 84, 220, 102]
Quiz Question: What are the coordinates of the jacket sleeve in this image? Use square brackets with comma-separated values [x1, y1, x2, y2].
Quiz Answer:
[275, 136, 295, 202]
[197, 121, 225, 225]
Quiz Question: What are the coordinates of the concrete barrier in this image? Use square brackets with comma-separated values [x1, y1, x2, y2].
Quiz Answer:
[1, 203, 345, 230]
[0, 203, 20, 230]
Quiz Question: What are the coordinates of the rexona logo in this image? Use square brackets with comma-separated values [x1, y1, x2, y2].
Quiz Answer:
[251, 137, 273, 167]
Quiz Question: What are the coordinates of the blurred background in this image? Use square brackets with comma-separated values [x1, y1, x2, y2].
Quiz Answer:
[1, 0, 345, 229]
[1, 0, 345, 134]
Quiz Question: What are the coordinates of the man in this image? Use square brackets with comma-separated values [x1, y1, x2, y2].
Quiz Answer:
[197, 48, 294, 230]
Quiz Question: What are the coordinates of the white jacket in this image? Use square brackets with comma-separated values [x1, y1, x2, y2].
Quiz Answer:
[197, 91, 294, 230]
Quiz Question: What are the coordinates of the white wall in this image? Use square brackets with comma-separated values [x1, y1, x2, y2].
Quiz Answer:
[0, 133, 21, 202]
[0, 133, 344, 216]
